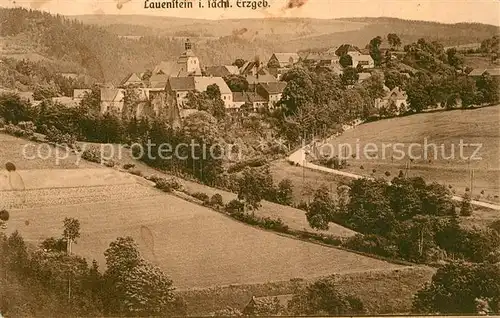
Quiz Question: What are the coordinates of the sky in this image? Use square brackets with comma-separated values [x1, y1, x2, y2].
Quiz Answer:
[1, 0, 500, 25]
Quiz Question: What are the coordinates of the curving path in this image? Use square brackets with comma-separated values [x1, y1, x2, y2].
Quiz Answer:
[289, 145, 500, 211]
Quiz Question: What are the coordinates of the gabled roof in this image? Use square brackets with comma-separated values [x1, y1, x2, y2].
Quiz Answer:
[304, 52, 338, 62]
[259, 82, 287, 95]
[153, 61, 176, 75]
[100, 88, 121, 101]
[205, 65, 233, 77]
[468, 68, 486, 76]
[167, 76, 232, 95]
[484, 68, 500, 76]
[272, 53, 300, 66]
[349, 53, 374, 62]
[194, 77, 232, 95]
[246, 74, 277, 85]
[168, 77, 195, 91]
[225, 65, 239, 75]
[384, 87, 407, 100]
[119, 73, 144, 86]
[149, 74, 169, 88]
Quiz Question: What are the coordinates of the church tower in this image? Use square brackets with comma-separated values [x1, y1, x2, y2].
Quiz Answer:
[177, 39, 201, 76]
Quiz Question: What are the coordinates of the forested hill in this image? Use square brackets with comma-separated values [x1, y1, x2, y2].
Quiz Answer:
[1, 8, 499, 84]
[74, 14, 500, 48]
[0, 8, 278, 84]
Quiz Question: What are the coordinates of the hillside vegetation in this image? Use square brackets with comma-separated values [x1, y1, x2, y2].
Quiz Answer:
[1, 8, 499, 84]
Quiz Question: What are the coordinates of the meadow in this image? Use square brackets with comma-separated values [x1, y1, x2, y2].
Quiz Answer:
[319, 106, 500, 201]
[7, 188, 403, 289]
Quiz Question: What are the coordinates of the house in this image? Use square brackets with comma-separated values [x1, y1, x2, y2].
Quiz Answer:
[242, 295, 293, 316]
[99, 87, 162, 118]
[194, 76, 233, 107]
[119, 72, 145, 88]
[375, 86, 408, 115]
[231, 92, 268, 111]
[303, 52, 340, 67]
[100, 88, 125, 113]
[257, 82, 287, 109]
[347, 51, 375, 69]
[153, 39, 202, 78]
[204, 65, 239, 77]
[268, 53, 300, 68]
[165, 76, 232, 108]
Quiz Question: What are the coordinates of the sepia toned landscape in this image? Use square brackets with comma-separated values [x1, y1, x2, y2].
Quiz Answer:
[1, 1, 500, 316]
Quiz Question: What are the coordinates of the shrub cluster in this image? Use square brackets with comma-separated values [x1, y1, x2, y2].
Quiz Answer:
[4, 121, 36, 137]
[44, 125, 76, 147]
[224, 200, 289, 233]
[154, 177, 183, 192]
[81, 145, 102, 163]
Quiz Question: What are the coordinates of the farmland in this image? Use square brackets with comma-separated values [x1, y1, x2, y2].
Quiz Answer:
[1, 134, 404, 291]
[0, 133, 96, 170]
[7, 187, 404, 289]
[78, 142, 358, 238]
[318, 106, 500, 201]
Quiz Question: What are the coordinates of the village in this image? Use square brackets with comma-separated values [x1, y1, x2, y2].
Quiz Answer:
[36, 38, 415, 127]
[1, 5, 500, 316]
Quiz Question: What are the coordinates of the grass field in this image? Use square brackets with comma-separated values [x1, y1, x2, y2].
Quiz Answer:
[319, 106, 500, 201]
[7, 190, 403, 289]
[0, 133, 97, 170]
[82, 142, 358, 238]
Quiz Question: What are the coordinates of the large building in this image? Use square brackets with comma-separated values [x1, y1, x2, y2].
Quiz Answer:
[152, 39, 202, 77]
[165, 76, 232, 109]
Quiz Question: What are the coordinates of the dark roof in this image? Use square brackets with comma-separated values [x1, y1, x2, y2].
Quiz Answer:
[205, 65, 232, 77]
[168, 77, 195, 91]
[149, 74, 169, 88]
[232, 92, 267, 103]
[259, 82, 287, 94]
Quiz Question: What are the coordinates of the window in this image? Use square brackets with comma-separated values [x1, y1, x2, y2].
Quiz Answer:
[177, 93, 180, 98]
[223, 96, 226, 100]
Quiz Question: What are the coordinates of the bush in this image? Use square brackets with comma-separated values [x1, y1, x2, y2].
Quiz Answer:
[104, 159, 115, 168]
[154, 177, 182, 192]
[225, 199, 244, 215]
[4, 121, 36, 138]
[192, 192, 210, 205]
[343, 234, 397, 258]
[360, 165, 364, 170]
[210, 193, 224, 207]
[81, 146, 102, 164]
[385, 171, 391, 177]
[123, 163, 135, 170]
[45, 125, 76, 147]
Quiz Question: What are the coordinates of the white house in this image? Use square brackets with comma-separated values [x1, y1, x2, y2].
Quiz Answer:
[347, 51, 375, 69]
